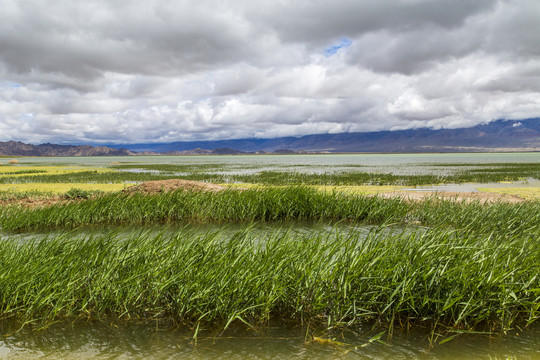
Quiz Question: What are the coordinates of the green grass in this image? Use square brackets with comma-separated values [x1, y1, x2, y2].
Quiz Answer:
[0, 187, 408, 232]
[0, 171, 179, 184]
[1, 186, 539, 236]
[0, 225, 537, 333]
[0, 169, 46, 175]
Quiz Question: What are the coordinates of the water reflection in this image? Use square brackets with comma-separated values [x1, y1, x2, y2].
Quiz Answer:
[4, 221, 375, 244]
[1, 320, 539, 359]
[405, 179, 540, 192]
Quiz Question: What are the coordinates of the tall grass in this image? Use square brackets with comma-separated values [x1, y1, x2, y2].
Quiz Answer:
[1, 187, 539, 235]
[0, 187, 407, 232]
[0, 226, 537, 332]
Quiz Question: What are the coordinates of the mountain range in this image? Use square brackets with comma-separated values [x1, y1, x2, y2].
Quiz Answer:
[0, 118, 539, 156]
[113, 118, 540, 154]
[0, 142, 135, 157]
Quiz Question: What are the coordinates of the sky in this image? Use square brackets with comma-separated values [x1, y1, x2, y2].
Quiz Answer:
[0, 0, 539, 145]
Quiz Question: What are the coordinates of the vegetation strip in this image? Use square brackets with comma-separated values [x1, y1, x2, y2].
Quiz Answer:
[1, 162, 539, 186]
[1, 187, 539, 234]
[0, 226, 537, 333]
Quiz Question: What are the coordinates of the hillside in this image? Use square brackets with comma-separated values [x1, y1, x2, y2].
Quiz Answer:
[0, 141, 134, 156]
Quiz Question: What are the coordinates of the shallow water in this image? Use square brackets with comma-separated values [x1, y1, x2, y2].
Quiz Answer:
[3, 221, 375, 244]
[404, 179, 540, 192]
[1, 320, 539, 359]
[18, 152, 540, 176]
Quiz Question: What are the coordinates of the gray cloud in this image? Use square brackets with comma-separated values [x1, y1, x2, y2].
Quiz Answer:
[0, 0, 538, 145]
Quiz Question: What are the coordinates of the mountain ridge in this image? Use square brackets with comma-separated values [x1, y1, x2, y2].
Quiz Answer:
[1, 118, 539, 156]
[0, 141, 135, 157]
[111, 118, 540, 153]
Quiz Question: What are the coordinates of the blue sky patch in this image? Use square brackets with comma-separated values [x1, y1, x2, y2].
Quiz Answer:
[0, 82, 21, 88]
[325, 38, 352, 57]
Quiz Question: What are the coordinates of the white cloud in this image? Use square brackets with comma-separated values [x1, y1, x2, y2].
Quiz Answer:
[0, 0, 538, 144]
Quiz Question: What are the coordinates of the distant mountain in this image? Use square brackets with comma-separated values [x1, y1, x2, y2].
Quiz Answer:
[2, 118, 539, 156]
[113, 118, 540, 153]
[0, 141, 134, 156]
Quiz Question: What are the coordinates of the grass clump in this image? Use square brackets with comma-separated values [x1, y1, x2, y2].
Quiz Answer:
[0, 226, 537, 333]
[1, 186, 539, 235]
[64, 188, 103, 200]
[0, 187, 409, 232]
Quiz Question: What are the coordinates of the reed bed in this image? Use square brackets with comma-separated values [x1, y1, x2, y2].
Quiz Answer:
[0, 226, 537, 332]
[1, 187, 539, 235]
[0, 187, 407, 232]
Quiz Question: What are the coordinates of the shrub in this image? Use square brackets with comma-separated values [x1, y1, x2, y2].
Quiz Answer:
[64, 188, 93, 199]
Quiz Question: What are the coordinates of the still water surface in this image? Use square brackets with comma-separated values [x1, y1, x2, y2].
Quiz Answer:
[19, 152, 540, 176]
[1, 320, 539, 359]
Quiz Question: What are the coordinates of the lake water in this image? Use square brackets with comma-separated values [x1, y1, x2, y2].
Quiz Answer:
[18, 152, 540, 176]
[1, 320, 539, 359]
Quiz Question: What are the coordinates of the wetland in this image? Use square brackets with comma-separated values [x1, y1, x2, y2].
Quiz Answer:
[0, 153, 539, 359]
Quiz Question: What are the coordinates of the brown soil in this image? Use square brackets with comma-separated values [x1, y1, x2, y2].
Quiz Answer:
[378, 190, 524, 203]
[123, 179, 225, 194]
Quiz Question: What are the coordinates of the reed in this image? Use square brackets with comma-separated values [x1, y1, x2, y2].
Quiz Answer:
[0, 187, 408, 232]
[0, 226, 537, 332]
[1, 187, 539, 236]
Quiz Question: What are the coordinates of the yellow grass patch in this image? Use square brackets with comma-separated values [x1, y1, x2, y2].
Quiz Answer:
[0, 183, 135, 194]
[478, 187, 540, 200]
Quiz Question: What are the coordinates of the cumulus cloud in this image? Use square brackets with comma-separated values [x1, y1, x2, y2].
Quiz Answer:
[0, 0, 538, 144]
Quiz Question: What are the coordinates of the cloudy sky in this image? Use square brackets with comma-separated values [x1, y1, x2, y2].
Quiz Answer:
[0, 0, 539, 145]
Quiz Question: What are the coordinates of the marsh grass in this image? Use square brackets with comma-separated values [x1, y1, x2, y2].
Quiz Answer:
[111, 163, 225, 172]
[0, 171, 181, 184]
[0, 225, 537, 333]
[1, 160, 539, 337]
[1, 186, 539, 236]
[0, 187, 409, 232]
[0, 182, 130, 194]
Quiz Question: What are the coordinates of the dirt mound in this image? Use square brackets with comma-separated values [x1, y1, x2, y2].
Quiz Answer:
[124, 179, 225, 194]
[378, 190, 524, 203]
